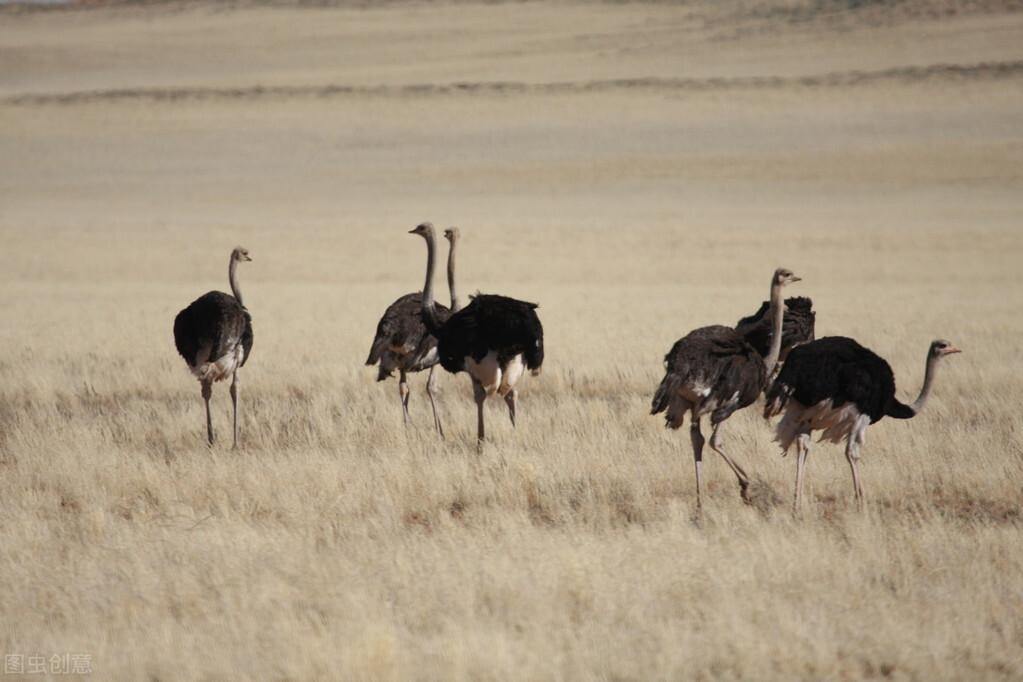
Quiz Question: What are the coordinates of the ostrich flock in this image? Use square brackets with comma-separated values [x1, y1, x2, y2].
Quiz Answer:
[173, 225, 960, 511]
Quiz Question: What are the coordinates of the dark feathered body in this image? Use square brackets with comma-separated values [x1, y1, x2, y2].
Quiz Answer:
[651, 326, 765, 428]
[764, 336, 911, 426]
[366, 292, 451, 381]
[765, 334, 957, 509]
[173, 291, 253, 380]
[735, 296, 815, 360]
[430, 294, 544, 377]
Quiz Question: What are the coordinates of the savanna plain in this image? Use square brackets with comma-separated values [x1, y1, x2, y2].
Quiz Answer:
[1, 1, 1022, 679]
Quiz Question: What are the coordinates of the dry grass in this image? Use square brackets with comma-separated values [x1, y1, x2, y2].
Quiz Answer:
[2, 1, 1023, 679]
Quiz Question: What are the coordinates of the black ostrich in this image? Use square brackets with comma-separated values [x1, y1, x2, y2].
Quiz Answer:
[410, 222, 544, 446]
[764, 336, 961, 510]
[366, 227, 461, 436]
[735, 295, 816, 363]
[651, 268, 801, 506]
[173, 246, 254, 448]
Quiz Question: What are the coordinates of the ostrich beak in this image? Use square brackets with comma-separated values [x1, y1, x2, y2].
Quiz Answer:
[944, 346, 962, 355]
[790, 276, 802, 282]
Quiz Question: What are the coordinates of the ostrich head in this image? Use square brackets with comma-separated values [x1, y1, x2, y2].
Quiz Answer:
[232, 246, 252, 262]
[409, 222, 435, 239]
[773, 268, 801, 286]
[930, 339, 962, 359]
[907, 339, 962, 414]
[444, 227, 460, 243]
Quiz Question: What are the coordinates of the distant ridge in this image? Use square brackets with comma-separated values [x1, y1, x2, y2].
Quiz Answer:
[5, 60, 1023, 106]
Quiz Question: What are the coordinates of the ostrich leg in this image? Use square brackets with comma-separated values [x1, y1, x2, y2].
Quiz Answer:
[709, 423, 751, 501]
[689, 411, 705, 509]
[473, 378, 487, 451]
[230, 370, 240, 449]
[846, 431, 865, 508]
[793, 431, 812, 512]
[398, 370, 411, 426]
[504, 389, 517, 427]
[202, 379, 214, 446]
[426, 365, 444, 438]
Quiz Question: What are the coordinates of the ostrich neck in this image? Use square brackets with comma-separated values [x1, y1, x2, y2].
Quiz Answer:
[763, 281, 785, 375]
[420, 231, 442, 330]
[447, 237, 461, 312]
[910, 353, 940, 415]
[229, 257, 244, 307]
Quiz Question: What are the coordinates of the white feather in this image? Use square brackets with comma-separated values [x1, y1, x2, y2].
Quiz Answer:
[466, 351, 502, 395]
[774, 398, 865, 452]
[191, 344, 243, 383]
[499, 355, 525, 396]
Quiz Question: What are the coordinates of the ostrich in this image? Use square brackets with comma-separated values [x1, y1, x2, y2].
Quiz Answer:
[764, 336, 961, 510]
[173, 246, 254, 448]
[410, 222, 544, 446]
[651, 268, 801, 506]
[735, 296, 816, 364]
[365, 227, 462, 435]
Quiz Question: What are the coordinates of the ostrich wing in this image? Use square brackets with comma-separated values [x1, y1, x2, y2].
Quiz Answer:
[735, 296, 816, 359]
[436, 294, 544, 373]
[653, 326, 764, 424]
[767, 336, 895, 423]
[367, 292, 450, 365]
[174, 291, 249, 367]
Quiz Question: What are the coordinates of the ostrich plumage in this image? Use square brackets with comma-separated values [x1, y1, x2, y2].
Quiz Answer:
[651, 268, 801, 506]
[764, 335, 961, 510]
[173, 246, 253, 448]
[365, 293, 450, 378]
[431, 294, 544, 376]
[174, 292, 253, 377]
[366, 228, 460, 435]
[651, 327, 764, 429]
[735, 295, 816, 361]
[411, 222, 544, 446]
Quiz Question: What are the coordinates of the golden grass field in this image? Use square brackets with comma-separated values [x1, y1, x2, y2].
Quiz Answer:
[1, 1, 1022, 679]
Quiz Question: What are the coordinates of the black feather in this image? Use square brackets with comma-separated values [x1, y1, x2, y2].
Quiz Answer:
[431, 294, 544, 375]
[765, 336, 906, 424]
[652, 326, 765, 428]
[735, 296, 815, 360]
[173, 291, 252, 372]
[366, 293, 451, 379]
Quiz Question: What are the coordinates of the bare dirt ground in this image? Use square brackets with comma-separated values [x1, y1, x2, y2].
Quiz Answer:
[1, 1, 1022, 679]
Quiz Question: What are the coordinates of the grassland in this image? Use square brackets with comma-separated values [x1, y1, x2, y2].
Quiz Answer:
[1, 1, 1022, 679]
